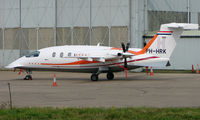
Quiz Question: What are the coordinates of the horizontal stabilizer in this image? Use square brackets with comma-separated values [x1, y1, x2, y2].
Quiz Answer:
[161, 23, 199, 31]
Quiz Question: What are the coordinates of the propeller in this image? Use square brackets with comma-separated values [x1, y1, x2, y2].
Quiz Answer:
[121, 42, 130, 78]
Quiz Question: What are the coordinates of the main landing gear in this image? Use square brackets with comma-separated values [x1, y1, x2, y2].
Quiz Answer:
[24, 70, 32, 80]
[91, 74, 99, 81]
[107, 72, 114, 80]
[90, 72, 114, 81]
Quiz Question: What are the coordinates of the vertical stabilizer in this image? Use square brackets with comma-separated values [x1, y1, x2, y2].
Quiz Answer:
[145, 23, 198, 58]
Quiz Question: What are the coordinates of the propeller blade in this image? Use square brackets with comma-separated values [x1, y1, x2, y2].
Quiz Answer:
[124, 56, 128, 79]
[124, 58, 127, 69]
[121, 42, 126, 52]
[120, 42, 129, 79]
[125, 42, 130, 52]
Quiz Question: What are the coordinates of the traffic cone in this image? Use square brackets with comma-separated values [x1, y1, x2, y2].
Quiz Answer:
[196, 64, 199, 74]
[150, 66, 154, 76]
[52, 74, 57, 86]
[192, 64, 195, 73]
[146, 66, 149, 75]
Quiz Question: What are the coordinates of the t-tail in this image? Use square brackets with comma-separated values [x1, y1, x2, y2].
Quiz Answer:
[144, 23, 198, 58]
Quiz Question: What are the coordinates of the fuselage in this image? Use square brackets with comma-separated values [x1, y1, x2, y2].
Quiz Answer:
[6, 45, 165, 73]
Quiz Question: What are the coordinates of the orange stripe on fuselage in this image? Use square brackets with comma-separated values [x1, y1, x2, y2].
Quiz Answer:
[40, 59, 119, 66]
[41, 60, 100, 66]
[111, 35, 158, 55]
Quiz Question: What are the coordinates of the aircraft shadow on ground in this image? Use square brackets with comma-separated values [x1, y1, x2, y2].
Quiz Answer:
[10, 74, 172, 82]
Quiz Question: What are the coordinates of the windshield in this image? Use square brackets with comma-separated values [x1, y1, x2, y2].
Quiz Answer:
[25, 51, 40, 57]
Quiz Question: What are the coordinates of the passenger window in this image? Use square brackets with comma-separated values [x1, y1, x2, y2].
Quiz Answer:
[60, 52, 63, 58]
[26, 51, 40, 57]
[68, 52, 71, 57]
[52, 52, 56, 57]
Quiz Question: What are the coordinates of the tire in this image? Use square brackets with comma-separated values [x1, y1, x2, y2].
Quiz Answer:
[107, 72, 114, 80]
[24, 75, 32, 80]
[91, 74, 98, 81]
[28, 75, 32, 80]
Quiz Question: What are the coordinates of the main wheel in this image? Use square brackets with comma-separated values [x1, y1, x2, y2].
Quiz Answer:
[107, 72, 114, 80]
[91, 74, 98, 81]
[24, 75, 32, 80]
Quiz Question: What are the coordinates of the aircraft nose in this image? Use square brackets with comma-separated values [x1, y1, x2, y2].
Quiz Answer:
[5, 57, 25, 69]
[5, 62, 17, 69]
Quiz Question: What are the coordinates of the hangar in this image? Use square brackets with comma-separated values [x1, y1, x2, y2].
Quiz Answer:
[0, 0, 200, 70]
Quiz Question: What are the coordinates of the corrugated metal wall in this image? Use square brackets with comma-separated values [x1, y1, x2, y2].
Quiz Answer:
[0, 0, 200, 70]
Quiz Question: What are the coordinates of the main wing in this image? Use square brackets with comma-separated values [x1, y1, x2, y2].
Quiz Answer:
[67, 49, 135, 63]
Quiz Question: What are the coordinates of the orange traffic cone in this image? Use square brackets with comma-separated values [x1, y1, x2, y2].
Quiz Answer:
[196, 64, 199, 74]
[52, 74, 57, 86]
[146, 66, 149, 75]
[150, 66, 154, 76]
[192, 64, 195, 73]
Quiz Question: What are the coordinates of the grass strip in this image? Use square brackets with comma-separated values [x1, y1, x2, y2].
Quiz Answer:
[0, 107, 200, 120]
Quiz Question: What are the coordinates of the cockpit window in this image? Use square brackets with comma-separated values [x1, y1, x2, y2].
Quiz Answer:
[26, 51, 40, 57]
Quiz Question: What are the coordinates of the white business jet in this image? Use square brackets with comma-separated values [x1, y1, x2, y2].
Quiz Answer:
[6, 23, 198, 81]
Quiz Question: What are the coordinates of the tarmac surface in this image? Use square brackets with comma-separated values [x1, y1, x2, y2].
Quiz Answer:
[0, 71, 200, 108]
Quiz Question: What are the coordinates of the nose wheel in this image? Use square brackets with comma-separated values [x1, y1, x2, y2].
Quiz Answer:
[24, 70, 32, 80]
[24, 75, 32, 80]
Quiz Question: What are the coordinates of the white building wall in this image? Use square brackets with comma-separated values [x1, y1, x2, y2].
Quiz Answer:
[145, 37, 200, 70]
[57, 0, 90, 27]
[170, 38, 200, 70]
[91, 0, 129, 26]
[21, 0, 55, 28]
[57, 0, 129, 27]
[0, 0, 20, 28]
[190, 0, 200, 23]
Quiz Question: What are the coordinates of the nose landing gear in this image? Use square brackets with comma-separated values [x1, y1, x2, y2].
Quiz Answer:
[24, 75, 32, 80]
[24, 70, 32, 80]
